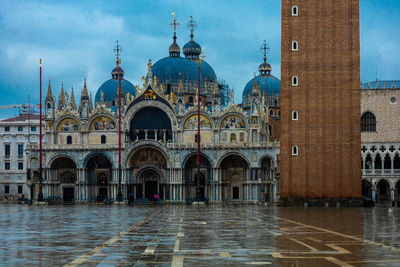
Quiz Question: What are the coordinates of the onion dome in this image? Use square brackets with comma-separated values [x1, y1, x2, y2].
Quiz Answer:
[95, 66, 136, 106]
[183, 41, 201, 60]
[169, 35, 181, 57]
[111, 66, 124, 79]
[258, 61, 272, 75]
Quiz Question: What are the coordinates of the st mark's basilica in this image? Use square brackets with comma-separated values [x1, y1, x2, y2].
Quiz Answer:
[26, 16, 281, 203]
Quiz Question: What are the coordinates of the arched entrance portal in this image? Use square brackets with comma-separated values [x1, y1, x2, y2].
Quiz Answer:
[184, 154, 211, 202]
[50, 157, 77, 202]
[128, 147, 167, 202]
[86, 155, 112, 202]
[139, 169, 161, 201]
[220, 155, 248, 201]
[377, 179, 390, 202]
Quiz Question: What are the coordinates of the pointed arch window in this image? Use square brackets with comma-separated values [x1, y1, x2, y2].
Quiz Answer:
[269, 110, 274, 116]
[361, 112, 376, 132]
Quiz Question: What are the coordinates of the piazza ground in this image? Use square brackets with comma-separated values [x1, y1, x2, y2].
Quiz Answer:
[1, 204, 400, 266]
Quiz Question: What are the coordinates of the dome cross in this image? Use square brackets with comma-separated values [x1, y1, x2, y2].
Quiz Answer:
[260, 40, 270, 63]
[170, 12, 181, 42]
[187, 15, 197, 40]
[114, 41, 123, 67]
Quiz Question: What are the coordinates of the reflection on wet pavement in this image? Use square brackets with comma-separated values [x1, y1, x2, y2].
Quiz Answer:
[1, 204, 400, 266]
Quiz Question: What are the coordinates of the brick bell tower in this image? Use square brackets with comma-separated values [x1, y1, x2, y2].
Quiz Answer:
[280, 1, 362, 205]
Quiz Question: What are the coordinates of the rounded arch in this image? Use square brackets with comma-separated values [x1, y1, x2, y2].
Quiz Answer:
[258, 154, 276, 168]
[136, 166, 163, 181]
[376, 178, 390, 201]
[181, 152, 213, 169]
[126, 145, 169, 169]
[124, 100, 178, 131]
[128, 106, 173, 141]
[219, 112, 249, 130]
[86, 113, 117, 132]
[181, 111, 214, 130]
[55, 116, 81, 132]
[83, 152, 114, 168]
[217, 152, 250, 168]
[47, 154, 78, 169]
[49, 155, 78, 185]
[29, 156, 39, 170]
[123, 141, 172, 168]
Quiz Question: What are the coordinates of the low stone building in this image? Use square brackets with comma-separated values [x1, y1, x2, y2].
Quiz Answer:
[360, 80, 400, 202]
[0, 113, 40, 201]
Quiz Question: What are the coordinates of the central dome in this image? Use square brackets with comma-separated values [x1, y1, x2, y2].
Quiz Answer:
[152, 56, 203, 83]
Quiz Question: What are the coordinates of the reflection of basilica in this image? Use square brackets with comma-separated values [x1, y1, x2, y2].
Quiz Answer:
[27, 16, 280, 203]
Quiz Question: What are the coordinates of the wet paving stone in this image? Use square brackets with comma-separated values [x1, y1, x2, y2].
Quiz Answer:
[2, 204, 400, 266]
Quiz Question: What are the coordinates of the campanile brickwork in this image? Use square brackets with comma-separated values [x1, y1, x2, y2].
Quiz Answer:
[280, 0, 361, 202]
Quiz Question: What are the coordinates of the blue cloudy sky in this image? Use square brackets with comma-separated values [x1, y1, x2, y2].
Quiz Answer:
[0, 0, 399, 118]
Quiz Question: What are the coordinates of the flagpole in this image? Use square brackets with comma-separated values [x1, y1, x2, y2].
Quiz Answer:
[38, 58, 43, 201]
[117, 58, 122, 203]
[196, 58, 201, 202]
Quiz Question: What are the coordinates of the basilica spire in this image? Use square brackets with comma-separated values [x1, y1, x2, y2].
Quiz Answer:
[89, 92, 93, 112]
[57, 82, 66, 110]
[81, 78, 89, 100]
[252, 73, 260, 97]
[70, 86, 76, 109]
[45, 78, 53, 102]
[169, 12, 181, 57]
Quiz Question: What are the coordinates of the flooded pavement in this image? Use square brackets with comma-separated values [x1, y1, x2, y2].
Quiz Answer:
[1, 204, 400, 266]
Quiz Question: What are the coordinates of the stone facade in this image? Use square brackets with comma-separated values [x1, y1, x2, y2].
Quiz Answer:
[360, 81, 400, 202]
[0, 114, 41, 201]
[26, 63, 279, 204]
[280, 0, 362, 202]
